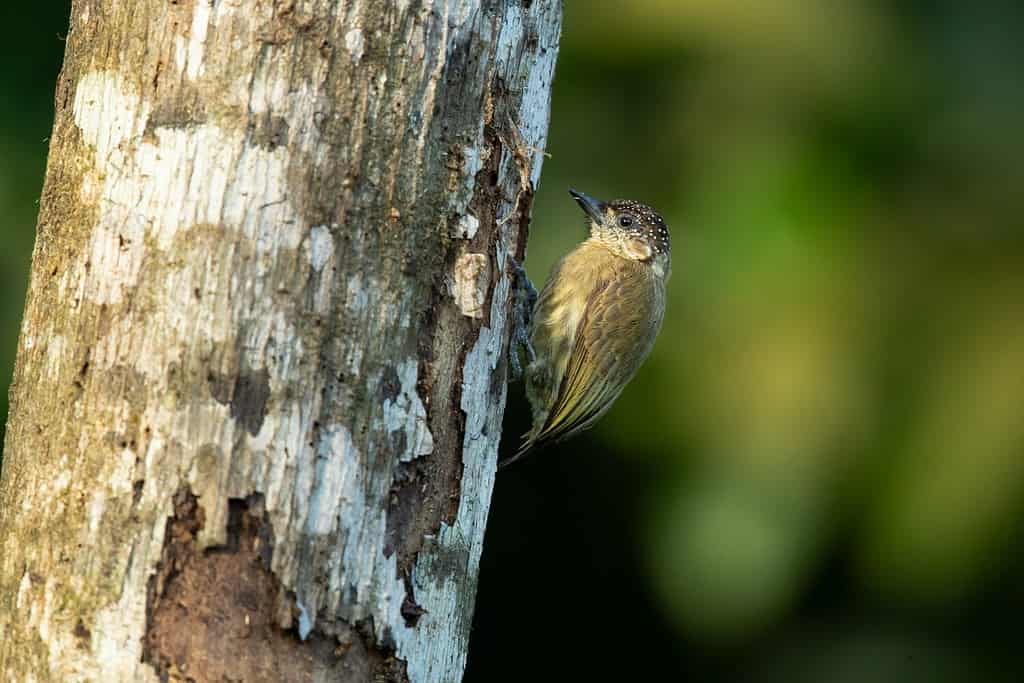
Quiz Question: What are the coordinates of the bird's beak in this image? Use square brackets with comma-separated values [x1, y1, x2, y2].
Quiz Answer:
[569, 188, 605, 223]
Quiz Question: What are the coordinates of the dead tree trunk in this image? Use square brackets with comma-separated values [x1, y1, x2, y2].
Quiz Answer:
[0, 1, 560, 680]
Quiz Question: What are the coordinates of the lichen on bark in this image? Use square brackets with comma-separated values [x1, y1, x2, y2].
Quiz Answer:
[0, 1, 561, 681]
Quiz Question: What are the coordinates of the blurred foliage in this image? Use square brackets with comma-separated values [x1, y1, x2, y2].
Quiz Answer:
[478, 1, 1024, 681]
[2, 1, 1024, 681]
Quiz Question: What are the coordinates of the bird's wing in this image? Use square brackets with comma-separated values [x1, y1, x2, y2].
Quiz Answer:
[529, 274, 654, 448]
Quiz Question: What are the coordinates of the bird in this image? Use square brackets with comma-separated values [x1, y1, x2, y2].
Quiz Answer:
[501, 188, 671, 469]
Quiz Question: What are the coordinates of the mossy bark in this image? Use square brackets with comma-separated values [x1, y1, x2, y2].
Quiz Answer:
[0, 1, 561, 681]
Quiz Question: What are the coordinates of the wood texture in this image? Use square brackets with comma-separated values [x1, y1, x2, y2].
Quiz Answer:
[0, 1, 561, 680]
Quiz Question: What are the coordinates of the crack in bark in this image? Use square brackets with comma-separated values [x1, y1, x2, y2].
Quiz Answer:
[386, 122, 511, 586]
[383, 56, 540, 637]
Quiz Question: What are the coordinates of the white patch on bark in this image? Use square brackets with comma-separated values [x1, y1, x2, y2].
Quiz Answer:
[382, 359, 435, 460]
[451, 252, 489, 319]
[16, 572, 31, 610]
[345, 28, 365, 63]
[303, 425, 354, 536]
[454, 213, 480, 240]
[296, 601, 313, 641]
[462, 145, 485, 181]
[44, 334, 65, 378]
[93, 523, 165, 683]
[181, 0, 213, 80]
[345, 345, 364, 376]
[306, 225, 336, 312]
[249, 69, 292, 115]
[51, 466, 72, 496]
[72, 71, 152, 162]
[72, 72, 302, 306]
[248, 70, 330, 157]
[451, 145, 486, 216]
[345, 273, 370, 314]
[86, 491, 105, 534]
[307, 225, 334, 272]
[291, 423, 409, 637]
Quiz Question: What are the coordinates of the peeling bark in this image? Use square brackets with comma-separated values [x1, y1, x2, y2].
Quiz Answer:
[0, 1, 561, 681]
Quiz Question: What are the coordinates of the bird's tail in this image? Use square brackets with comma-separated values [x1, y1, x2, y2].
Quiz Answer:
[497, 439, 535, 471]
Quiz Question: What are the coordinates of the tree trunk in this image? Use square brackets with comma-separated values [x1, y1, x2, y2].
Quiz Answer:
[0, 1, 560, 680]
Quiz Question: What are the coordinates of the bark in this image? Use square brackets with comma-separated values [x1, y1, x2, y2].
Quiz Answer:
[0, 1, 560, 681]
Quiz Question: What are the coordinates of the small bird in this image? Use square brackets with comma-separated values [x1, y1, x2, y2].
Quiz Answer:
[502, 189, 671, 468]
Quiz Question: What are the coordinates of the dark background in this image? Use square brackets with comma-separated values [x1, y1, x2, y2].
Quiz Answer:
[3, 2, 1024, 681]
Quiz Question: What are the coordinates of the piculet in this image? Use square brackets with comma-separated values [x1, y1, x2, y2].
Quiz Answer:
[502, 189, 671, 469]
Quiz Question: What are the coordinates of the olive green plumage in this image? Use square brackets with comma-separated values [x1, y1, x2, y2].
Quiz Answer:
[502, 190, 671, 468]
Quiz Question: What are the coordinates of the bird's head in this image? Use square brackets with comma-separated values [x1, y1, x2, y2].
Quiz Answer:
[569, 189, 671, 277]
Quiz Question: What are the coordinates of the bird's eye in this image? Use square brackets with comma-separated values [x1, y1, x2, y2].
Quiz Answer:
[618, 215, 634, 227]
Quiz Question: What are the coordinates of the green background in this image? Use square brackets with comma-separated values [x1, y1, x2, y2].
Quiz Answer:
[3, 2, 1024, 681]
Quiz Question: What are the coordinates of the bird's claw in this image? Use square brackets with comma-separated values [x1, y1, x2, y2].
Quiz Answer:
[509, 256, 537, 381]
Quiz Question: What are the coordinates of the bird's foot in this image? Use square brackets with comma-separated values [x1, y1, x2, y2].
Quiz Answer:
[509, 256, 537, 381]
